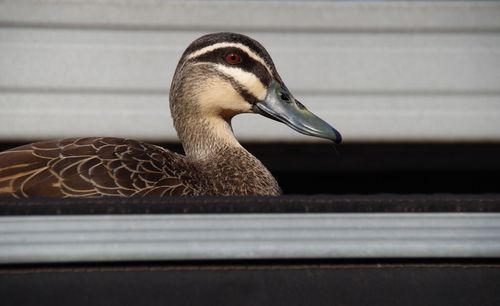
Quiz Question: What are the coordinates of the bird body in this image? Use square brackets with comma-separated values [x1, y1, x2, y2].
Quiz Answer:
[0, 137, 279, 197]
[0, 33, 340, 198]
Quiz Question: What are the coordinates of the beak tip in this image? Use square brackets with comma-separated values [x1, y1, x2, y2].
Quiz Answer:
[333, 129, 342, 144]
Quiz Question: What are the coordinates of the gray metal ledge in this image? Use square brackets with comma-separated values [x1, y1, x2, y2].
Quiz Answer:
[1, 213, 500, 264]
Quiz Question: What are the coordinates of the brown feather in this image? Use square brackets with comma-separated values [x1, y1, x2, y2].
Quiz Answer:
[0, 135, 281, 197]
[0, 137, 208, 198]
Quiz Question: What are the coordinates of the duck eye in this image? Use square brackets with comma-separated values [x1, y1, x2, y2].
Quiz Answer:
[225, 52, 242, 65]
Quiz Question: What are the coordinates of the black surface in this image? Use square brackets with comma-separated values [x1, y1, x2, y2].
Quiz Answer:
[1, 142, 500, 195]
[1, 142, 498, 306]
[261, 142, 500, 194]
[1, 263, 499, 306]
[275, 170, 500, 194]
[0, 194, 499, 215]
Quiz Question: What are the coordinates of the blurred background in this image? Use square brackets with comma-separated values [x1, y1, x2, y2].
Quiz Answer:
[0, 0, 499, 194]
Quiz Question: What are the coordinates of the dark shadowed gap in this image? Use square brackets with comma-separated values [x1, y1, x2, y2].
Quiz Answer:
[1, 142, 499, 194]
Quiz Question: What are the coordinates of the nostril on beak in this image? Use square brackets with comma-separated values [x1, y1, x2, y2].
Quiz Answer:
[279, 92, 291, 103]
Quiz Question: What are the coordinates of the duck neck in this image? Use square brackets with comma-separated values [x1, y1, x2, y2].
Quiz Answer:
[170, 91, 241, 160]
[174, 112, 281, 195]
[177, 113, 244, 161]
[170, 90, 281, 195]
[169, 67, 248, 161]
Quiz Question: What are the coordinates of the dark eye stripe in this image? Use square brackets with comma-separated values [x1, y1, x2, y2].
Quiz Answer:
[207, 67, 261, 105]
[190, 47, 273, 87]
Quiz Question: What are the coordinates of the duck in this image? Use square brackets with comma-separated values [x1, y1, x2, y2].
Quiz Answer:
[0, 32, 341, 198]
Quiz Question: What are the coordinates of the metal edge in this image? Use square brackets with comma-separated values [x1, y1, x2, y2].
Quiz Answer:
[0, 213, 499, 264]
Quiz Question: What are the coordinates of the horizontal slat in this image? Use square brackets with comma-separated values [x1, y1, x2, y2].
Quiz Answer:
[0, 93, 176, 141]
[1, 0, 499, 31]
[0, 213, 499, 264]
[1, 1, 499, 143]
[1, 92, 499, 142]
[1, 31, 500, 91]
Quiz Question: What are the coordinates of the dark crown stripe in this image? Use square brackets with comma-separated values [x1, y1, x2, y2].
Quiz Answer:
[182, 32, 275, 67]
[186, 46, 273, 88]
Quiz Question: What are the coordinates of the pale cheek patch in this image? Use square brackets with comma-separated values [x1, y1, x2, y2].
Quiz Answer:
[214, 64, 267, 101]
[197, 77, 252, 116]
[194, 78, 250, 149]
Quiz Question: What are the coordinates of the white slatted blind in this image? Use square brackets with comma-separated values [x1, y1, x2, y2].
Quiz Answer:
[1, 0, 499, 142]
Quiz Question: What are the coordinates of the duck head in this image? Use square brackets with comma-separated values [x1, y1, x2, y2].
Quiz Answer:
[170, 32, 341, 144]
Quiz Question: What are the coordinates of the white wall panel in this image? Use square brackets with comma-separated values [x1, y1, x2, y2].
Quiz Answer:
[0, 0, 499, 143]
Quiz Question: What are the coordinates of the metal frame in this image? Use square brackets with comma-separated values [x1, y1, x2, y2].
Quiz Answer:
[1, 213, 499, 264]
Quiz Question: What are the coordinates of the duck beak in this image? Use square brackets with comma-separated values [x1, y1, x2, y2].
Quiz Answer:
[253, 81, 342, 144]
